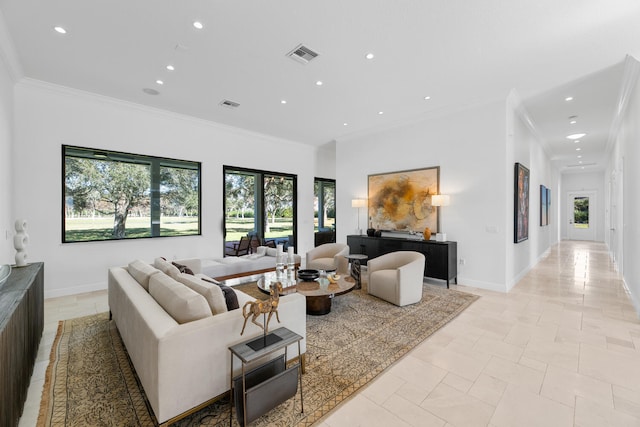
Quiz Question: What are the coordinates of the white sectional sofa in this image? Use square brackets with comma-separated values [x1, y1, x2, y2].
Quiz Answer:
[108, 257, 306, 425]
[178, 246, 302, 281]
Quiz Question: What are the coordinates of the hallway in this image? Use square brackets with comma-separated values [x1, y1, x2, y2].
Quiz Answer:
[321, 241, 640, 426]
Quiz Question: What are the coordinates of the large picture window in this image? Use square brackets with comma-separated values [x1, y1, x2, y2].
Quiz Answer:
[63, 145, 201, 243]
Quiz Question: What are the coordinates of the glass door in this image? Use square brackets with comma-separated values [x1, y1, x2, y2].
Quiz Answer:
[567, 191, 596, 241]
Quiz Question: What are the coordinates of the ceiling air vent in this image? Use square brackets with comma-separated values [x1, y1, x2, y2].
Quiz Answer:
[287, 44, 319, 64]
[219, 99, 240, 109]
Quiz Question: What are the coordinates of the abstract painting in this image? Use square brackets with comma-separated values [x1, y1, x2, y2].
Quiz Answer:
[514, 162, 529, 243]
[368, 166, 440, 232]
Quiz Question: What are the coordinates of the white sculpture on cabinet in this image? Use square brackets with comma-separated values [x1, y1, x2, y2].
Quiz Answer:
[14, 219, 29, 267]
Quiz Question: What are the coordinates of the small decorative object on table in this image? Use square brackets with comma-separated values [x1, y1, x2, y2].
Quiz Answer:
[240, 282, 283, 336]
[423, 226, 431, 240]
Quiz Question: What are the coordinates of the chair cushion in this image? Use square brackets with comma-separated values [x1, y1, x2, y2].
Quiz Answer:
[307, 258, 336, 271]
[149, 273, 212, 324]
[127, 260, 161, 291]
[175, 273, 228, 315]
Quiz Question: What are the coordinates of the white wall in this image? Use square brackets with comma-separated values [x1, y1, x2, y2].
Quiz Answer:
[13, 80, 319, 297]
[0, 11, 16, 265]
[505, 94, 560, 289]
[336, 100, 510, 291]
[560, 171, 606, 242]
[608, 65, 640, 312]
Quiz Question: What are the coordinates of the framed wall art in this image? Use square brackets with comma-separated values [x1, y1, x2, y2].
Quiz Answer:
[368, 166, 440, 233]
[540, 185, 548, 226]
[514, 162, 529, 243]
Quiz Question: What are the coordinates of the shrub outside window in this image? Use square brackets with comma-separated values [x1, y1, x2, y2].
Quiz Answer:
[63, 145, 201, 243]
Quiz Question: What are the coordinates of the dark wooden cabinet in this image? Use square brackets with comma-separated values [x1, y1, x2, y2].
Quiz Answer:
[0, 262, 44, 427]
[347, 236, 457, 287]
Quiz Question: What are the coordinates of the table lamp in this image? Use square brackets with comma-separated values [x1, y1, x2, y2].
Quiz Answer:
[351, 198, 367, 235]
[431, 194, 450, 241]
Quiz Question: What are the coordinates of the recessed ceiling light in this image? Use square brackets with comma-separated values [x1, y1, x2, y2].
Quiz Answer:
[576, 148, 581, 151]
[579, 161, 583, 164]
[578, 155, 582, 158]
[343, 123, 348, 126]
[166, 65, 175, 71]
[316, 80, 323, 86]
[54, 26, 67, 34]
[142, 88, 159, 95]
[424, 96, 431, 100]
[574, 140, 580, 144]
[156, 80, 164, 85]
[365, 53, 375, 59]
[565, 96, 574, 101]
[570, 120, 577, 124]
[281, 100, 287, 104]
[378, 111, 384, 115]
[193, 21, 204, 30]
[566, 133, 586, 140]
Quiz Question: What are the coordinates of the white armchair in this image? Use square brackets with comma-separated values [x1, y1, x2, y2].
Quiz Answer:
[305, 243, 349, 274]
[367, 251, 426, 306]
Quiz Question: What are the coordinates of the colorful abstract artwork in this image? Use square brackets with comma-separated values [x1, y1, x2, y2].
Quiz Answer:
[540, 185, 550, 226]
[514, 162, 530, 243]
[368, 166, 440, 232]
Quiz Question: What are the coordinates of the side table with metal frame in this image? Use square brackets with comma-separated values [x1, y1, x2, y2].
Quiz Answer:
[228, 327, 304, 426]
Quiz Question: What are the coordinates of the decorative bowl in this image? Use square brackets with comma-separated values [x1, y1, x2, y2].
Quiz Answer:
[0, 264, 11, 287]
[297, 269, 319, 281]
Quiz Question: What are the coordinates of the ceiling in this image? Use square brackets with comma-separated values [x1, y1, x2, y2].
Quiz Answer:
[1, 0, 640, 173]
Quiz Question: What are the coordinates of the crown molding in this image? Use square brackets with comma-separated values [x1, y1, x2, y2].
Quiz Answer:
[0, 8, 23, 82]
[604, 55, 640, 159]
[17, 78, 307, 148]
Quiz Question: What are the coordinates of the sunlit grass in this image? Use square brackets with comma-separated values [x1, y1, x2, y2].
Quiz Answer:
[64, 216, 199, 242]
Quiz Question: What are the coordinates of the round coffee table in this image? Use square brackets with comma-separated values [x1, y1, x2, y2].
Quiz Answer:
[257, 272, 356, 315]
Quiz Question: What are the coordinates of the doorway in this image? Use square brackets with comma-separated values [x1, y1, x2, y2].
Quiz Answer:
[567, 191, 596, 241]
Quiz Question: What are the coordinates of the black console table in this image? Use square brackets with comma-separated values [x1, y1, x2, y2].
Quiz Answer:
[347, 236, 457, 287]
[0, 262, 44, 427]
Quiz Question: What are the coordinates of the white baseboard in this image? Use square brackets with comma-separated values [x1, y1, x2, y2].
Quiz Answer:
[45, 281, 107, 299]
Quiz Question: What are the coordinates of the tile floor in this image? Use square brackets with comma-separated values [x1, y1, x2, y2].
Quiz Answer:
[19, 241, 640, 426]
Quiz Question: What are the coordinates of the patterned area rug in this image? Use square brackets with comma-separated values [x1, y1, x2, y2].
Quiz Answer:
[38, 283, 478, 426]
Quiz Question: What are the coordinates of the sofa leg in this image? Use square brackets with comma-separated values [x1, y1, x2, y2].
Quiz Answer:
[109, 310, 112, 320]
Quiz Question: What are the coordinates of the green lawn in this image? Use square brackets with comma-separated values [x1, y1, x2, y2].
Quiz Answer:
[225, 218, 293, 242]
[65, 216, 199, 241]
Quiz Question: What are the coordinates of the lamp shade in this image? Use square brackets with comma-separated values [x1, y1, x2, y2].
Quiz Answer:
[431, 195, 450, 207]
[351, 199, 367, 208]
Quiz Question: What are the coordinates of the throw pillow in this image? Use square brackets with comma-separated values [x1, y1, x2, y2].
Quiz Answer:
[127, 260, 161, 291]
[256, 246, 268, 256]
[154, 257, 181, 279]
[176, 273, 227, 315]
[172, 261, 194, 275]
[149, 273, 211, 324]
[201, 277, 239, 311]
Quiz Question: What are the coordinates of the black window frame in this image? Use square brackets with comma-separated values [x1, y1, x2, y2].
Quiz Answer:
[223, 165, 298, 251]
[62, 145, 202, 243]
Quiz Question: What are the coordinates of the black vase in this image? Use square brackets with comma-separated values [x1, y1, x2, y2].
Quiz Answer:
[366, 228, 375, 237]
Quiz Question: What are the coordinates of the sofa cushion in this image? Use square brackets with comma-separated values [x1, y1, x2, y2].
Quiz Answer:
[127, 260, 161, 291]
[154, 257, 181, 279]
[176, 273, 227, 315]
[202, 277, 239, 311]
[149, 273, 211, 324]
[172, 261, 194, 275]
